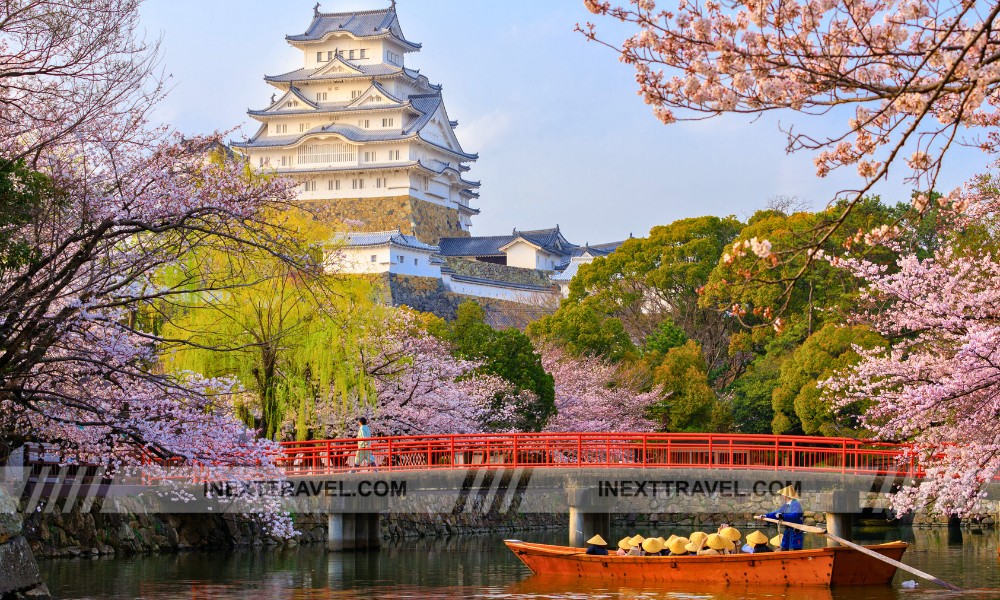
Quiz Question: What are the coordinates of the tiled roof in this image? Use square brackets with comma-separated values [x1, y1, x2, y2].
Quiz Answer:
[337, 229, 438, 252]
[265, 62, 409, 84]
[502, 226, 578, 256]
[286, 7, 420, 50]
[438, 235, 514, 257]
[446, 273, 555, 293]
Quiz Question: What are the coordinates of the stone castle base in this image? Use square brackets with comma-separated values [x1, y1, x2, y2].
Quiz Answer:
[302, 196, 469, 245]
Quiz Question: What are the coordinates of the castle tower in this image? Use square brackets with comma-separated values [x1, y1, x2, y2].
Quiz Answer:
[233, 3, 479, 244]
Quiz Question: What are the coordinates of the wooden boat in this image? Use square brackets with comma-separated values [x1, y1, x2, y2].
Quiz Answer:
[504, 539, 908, 587]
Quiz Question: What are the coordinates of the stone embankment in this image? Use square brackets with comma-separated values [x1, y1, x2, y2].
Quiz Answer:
[0, 488, 49, 600]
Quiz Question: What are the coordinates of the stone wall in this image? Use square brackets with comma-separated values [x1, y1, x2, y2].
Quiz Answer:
[20, 498, 327, 559]
[303, 196, 469, 245]
[0, 488, 49, 599]
[385, 273, 556, 329]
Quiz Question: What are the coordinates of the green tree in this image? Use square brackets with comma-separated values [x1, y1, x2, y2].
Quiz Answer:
[771, 324, 886, 436]
[449, 302, 556, 431]
[643, 319, 687, 354]
[159, 211, 380, 440]
[526, 299, 635, 362]
[648, 340, 731, 432]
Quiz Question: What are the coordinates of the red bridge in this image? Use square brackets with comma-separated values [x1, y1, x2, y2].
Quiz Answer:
[277, 432, 913, 476]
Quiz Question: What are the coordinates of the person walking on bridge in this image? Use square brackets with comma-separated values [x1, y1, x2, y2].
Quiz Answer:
[355, 417, 373, 471]
[761, 485, 804, 550]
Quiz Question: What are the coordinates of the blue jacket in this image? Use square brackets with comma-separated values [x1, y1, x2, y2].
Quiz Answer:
[585, 544, 609, 555]
[765, 499, 804, 550]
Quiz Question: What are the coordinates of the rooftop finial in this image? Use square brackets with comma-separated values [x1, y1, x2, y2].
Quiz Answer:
[313, 2, 320, 16]
[270, 92, 276, 103]
[391, 0, 397, 9]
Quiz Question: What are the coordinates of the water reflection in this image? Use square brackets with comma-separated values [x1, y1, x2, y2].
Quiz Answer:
[38, 525, 1000, 599]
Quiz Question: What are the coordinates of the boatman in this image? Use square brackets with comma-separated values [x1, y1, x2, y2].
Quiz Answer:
[585, 534, 609, 555]
[761, 485, 804, 550]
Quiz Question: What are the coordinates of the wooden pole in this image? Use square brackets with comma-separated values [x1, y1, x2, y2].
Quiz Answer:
[754, 516, 962, 591]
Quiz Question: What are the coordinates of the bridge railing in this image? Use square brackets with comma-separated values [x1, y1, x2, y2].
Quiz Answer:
[276, 433, 914, 476]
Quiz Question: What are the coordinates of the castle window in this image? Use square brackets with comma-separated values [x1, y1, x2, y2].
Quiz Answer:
[316, 92, 327, 101]
[299, 123, 304, 133]
[349, 50, 355, 59]
[352, 90, 362, 99]
[303, 181, 316, 192]
[358, 119, 369, 128]
[375, 177, 386, 188]
[364, 151, 376, 162]
[328, 180, 335, 191]
[388, 150, 400, 160]
[397, 255, 404, 264]
[298, 143, 356, 164]
[327, 51, 334, 60]
[352, 178, 365, 190]
[316, 51, 323, 62]
[413, 258, 418, 266]
[382, 118, 394, 127]
[360, 49, 366, 59]
[370, 255, 376, 263]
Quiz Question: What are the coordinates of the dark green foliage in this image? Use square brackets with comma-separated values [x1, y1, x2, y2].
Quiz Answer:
[526, 299, 635, 362]
[643, 320, 687, 354]
[0, 159, 50, 273]
[449, 302, 556, 431]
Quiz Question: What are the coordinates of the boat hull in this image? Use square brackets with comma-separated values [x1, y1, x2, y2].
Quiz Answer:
[504, 540, 907, 587]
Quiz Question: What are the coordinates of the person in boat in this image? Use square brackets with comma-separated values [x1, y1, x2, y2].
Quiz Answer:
[718, 526, 742, 553]
[761, 485, 805, 550]
[687, 531, 708, 553]
[699, 533, 729, 555]
[627, 534, 645, 556]
[641, 537, 664, 556]
[770, 534, 782, 551]
[742, 530, 773, 553]
[615, 537, 631, 556]
[668, 537, 691, 556]
[585, 534, 609, 555]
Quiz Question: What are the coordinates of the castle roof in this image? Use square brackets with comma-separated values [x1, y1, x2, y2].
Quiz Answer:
[234, 92, 478, 161]
[500, 226, 578, 256]
[337, 229, 438, 252]
[437, 235, 514, 258]
[287, 5, 421, 51]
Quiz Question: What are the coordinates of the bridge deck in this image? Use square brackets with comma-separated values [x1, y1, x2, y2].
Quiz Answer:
[278, 433, 915, 477]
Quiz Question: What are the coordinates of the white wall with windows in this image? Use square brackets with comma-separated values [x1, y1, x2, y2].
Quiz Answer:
[336, 245, 440, 278]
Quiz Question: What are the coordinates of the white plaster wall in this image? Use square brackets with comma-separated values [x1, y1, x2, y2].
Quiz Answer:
[337, 246, 391, 274]
[386, 249, 440, 277]
[504, 242, 539, 270]
[442, 274, 556, 304]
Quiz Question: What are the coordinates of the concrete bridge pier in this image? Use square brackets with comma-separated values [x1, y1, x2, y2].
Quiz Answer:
[327, 513, 381, 552]
[820, 491, 858, 546]
[567, 488, 611, 548]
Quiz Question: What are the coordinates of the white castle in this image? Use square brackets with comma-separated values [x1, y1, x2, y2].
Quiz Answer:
[235, 3, 622, 313]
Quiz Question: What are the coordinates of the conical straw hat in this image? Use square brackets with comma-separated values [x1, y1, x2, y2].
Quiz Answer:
[689, 531, 708, 544]
[746, 530, 768, 546]
[629, 534, 645, 546]
[719, 526, 742, 542]
[770, 534, 782, 547]
[587, 534, 607, 546]
[642, 537, 664, 554]
[669, 537, 690, 554]
[617, 536, 631, 550]
[777, 485, 799, 498]
[706, 533, 727, 550]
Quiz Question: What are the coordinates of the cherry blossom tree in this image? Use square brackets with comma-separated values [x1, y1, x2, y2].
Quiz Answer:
[580, 0, 1000, 308]
[824, 237, 1000, 515]
[0, 1, 312, 538]
[316, 310, 520, 437]
[542, 346, 659, 432]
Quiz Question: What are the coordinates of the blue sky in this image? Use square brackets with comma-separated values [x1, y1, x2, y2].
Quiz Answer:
[139, 0, 988, 243]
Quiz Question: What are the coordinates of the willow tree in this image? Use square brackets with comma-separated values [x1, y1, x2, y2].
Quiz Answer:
[158, 210, 381, 441]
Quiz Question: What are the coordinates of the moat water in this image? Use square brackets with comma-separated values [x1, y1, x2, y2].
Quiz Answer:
[38, 525, 1000, 599]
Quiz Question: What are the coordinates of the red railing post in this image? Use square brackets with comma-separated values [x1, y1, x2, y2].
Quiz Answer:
[513, 434, 519, 467]
[643, 434, 648, 467]
[388, 437, 394, 473]
[577, 434, 583, 467]
[842, 441, 847, 475]
[449, 435, 455, 470]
